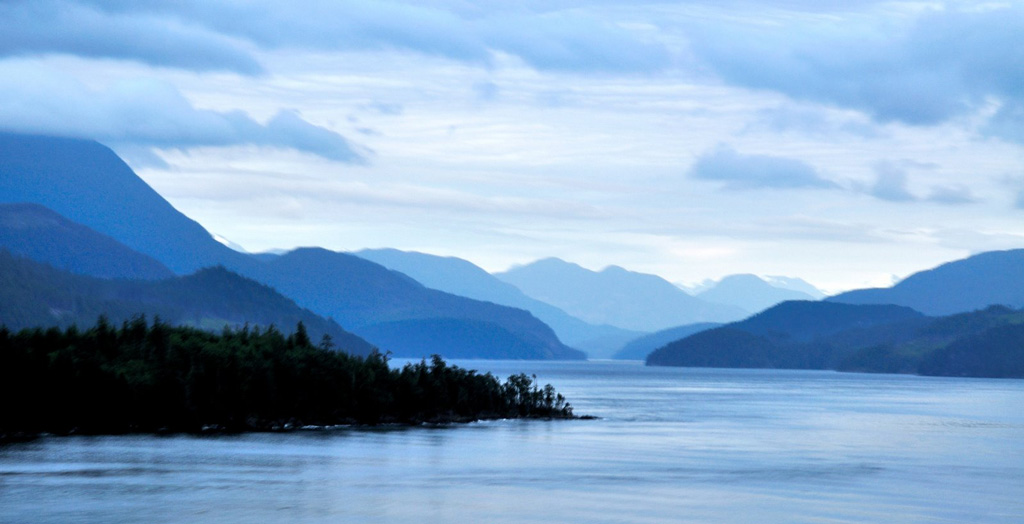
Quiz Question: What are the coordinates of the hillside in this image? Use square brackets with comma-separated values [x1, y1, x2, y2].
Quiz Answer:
[495, 258, 747, 332]
[0, 132, 253, 275]
[647, 299, 1024, 378]
[355, 248, 640, 357]
[918, 319, 1024, 378]
[647, 301, 926, 370]
[0, 203, 174, 280]
[0, 250, 375, 356]
[829, 249, 1024, 315]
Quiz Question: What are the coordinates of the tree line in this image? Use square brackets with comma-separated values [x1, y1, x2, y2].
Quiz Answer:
[0, 316, 575, 438]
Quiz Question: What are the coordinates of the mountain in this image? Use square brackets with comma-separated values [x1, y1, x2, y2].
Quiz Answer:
[357, 318, 575, 360]
[248, 248, 585, 360]
[0, 203, 174, 280]
[828, 249, 1024, 316]
[495, 258, 747, 332]
[695, 274, 818, 313]
[647, 301, 926, 369]
[646, 299, 1024, 378]
[0, 132, 582, 360]
[354, 248, 641, 357]
[764, 276, 827, 299]
[612, 323, 721, 361]
[0, 132, 252, 275]
[0, 250, 375, 356]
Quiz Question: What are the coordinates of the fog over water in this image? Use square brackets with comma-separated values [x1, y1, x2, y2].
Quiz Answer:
[2, 361, 1022, 523]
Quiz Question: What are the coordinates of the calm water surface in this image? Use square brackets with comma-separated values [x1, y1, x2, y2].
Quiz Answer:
[2, 361, 1023, 523]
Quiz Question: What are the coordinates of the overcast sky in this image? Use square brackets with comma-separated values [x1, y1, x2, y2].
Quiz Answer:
[2, 0, 1023, 293]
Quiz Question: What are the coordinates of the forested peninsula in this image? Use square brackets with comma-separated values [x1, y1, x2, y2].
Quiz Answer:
[0, 317, 577, 441]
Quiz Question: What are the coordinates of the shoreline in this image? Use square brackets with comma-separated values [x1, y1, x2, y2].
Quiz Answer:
[1, 413, 598, 445]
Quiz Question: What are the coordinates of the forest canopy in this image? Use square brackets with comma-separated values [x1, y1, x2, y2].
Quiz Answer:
[0, 316, 576, 439]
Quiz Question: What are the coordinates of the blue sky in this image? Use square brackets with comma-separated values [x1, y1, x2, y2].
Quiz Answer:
[1, 0, 1022, 292]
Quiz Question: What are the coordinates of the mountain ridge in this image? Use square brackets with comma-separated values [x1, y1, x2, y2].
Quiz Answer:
[0, 250, 376, 356]
[828, 249, 1024, 316]
[0, 131, 582, 360]
[250, 247, 585, 360]
[646, 299, 1024, 378]
[0, 131, 253, 275]
[695, 273, 817, 313]
[495, 257, 747, 332]
[354, 248, 641, 358]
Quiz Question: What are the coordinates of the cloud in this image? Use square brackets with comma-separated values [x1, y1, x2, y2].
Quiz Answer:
[473, 81, 500, 101]
[931, 227, 1024, 253]
[366, 102, 404, 116]
[5, 0, 672, 75]
[998, 176, 1024, 209]
[479, 10, 670, 73]
[110, 144, 171, 170]
[926, 185, 975, 205]
[262, 110, 368, 163]
[0, 0, 263, 75]
[864, 162, 977, 205]
[689, 145, 838, 190]
[686, 4, 1024, 127]
[0, 63, 365, 163]
[172, 174, 614, 220]
[984, 101, 1024, 145]
[748, 104, 880, 139]
[869, 162, 915, 202]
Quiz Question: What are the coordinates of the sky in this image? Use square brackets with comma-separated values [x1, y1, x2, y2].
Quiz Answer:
[1, 0, 1023, 293]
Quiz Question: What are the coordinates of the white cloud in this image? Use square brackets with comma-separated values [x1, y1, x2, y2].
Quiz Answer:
[926, 185, 976, 205]
[685, 4, 1024, 128]
[869, 162, 916, 202]
[689, 145, 839, 190]
[746, 103, 881, 139]
[0, 63, 365, 162]
[985, 101, 1024, 145]
[7, 0, 672, 75]
[0, 0, 263, 74]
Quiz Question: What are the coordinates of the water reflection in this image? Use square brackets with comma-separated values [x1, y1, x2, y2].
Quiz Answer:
[2, 362, 1024, 523]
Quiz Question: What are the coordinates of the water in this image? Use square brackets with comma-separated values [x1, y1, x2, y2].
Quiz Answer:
[2, 361, 1023, 523]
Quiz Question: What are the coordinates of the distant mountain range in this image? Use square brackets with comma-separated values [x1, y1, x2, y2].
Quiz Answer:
[246, 248, 584, 360]
[0, 132, 581, 360]
[684, 275, 825, 298]
[828, 249, 1024, 315]
[354, 248, 642, 358]
[0, 250, 375, 356]
[354, 251, 832, 359]
[762, 276, 827, 299]
[694, 274, 819, 313]
[495, 258, 747, 332]
[4, 130, 1024, 374]
[642, 249, 1024, 376]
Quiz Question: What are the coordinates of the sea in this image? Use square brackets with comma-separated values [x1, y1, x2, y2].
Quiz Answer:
[1, 360, 1022, 524]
